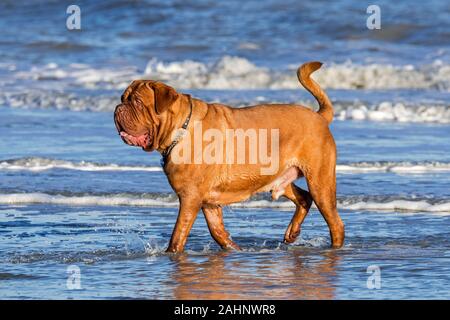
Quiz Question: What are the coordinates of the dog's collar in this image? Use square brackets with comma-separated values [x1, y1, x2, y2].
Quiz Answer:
[160, 94, 193, 167]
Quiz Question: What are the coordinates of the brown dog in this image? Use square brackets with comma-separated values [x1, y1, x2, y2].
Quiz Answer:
[114, 61, 344, 253]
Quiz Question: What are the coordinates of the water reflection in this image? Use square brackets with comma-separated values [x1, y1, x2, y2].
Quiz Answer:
[169, 249, 340, 299]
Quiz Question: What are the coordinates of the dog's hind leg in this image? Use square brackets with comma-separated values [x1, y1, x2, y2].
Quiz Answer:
[282, 183, 313, 243]
[202, 205, 240, 250]
[305, 161, 345, 248]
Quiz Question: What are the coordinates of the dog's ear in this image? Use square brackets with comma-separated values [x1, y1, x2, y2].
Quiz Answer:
[148, 82, 179, 115]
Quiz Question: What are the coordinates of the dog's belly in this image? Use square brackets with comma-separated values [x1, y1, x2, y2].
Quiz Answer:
[206, 190, 254, 206]
[205, 166, 301, 206]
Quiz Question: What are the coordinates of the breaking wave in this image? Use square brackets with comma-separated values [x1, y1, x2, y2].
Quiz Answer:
[8, 57, 450, 91]
[2, 57, 450, 123]
[2, 157, 450, 174]
[144, 57, 450, 91]
[333, 102, 450, 123]
[1, 90, 449, 123]
[0, 192, 449, 213]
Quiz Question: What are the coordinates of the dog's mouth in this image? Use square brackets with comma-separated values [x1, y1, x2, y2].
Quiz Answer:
[119, 130, 152, 149]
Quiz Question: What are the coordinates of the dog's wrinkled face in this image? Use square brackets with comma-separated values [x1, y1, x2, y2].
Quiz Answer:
[114, 80, 179, 151]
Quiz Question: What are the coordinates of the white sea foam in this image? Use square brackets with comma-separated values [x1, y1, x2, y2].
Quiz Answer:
[0, 157, 162, 172]
[0, 193, 176, 207]
[1, 157, 449, 174]
[145, 57, 450, 91]
[2, 90, 449, 123]
[334, 102, 450, 123]
[7, 57, 450, 91]
[0, 91, 118, 112]
[336, 161, 450, 173]
[0, 192, 449, 213]
[342, 200, 450, 213]
[3, 56, 450, 123]
[13, 62, 138, 90]
[292, 236, 329, 248]
[234, 198, 450, 213]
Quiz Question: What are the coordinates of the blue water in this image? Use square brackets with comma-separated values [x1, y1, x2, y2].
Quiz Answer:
[0, 0, 450, 299]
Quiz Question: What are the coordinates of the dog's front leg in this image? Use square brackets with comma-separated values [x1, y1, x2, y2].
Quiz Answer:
[166, 196, 202, 253]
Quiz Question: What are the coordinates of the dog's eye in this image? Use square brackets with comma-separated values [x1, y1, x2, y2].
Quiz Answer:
[133, 98, 144, 110]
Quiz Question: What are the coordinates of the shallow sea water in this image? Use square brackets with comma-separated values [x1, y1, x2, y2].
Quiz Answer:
[0, 108, 449, 299]
[1, 0, 450, 299]
[1, 204, 449, 299]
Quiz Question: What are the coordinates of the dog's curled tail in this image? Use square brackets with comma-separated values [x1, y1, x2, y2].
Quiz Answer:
[297, 61, 333, 124]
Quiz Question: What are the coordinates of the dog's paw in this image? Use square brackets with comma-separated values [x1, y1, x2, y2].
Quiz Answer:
[284, 225, 301, 244]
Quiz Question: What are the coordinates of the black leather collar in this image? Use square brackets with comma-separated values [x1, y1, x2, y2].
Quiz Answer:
[160, 95, 193, 167]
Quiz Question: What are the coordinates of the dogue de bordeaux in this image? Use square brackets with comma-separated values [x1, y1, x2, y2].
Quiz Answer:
[114, 61, 344, 253]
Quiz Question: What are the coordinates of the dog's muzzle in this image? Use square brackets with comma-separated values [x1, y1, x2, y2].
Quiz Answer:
[114, 104, 153, 149]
